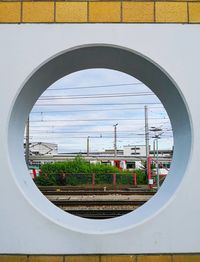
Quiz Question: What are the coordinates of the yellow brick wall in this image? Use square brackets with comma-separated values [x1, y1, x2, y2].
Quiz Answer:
[0, 0, 200, 23]
[56, 2, 87, 22]
[0, 2, 20, 23]
[22, 2, 54, 23]
[0, 255, 200, 261]
[155, 2, 188, 22]
[89, 2, 121, 22]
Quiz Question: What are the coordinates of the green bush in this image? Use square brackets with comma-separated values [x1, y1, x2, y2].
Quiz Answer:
[135, 169, 148, 184]
[35, 173, 57, 186]
[34, 156, 147, 186]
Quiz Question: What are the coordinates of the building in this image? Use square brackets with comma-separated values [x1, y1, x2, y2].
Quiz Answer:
[150, 148, 173, 158]
[123, 145, 147, 157]
[25, 142, 58, 156]
[102, 149, 123, 156]
[123, 145, 173, 158]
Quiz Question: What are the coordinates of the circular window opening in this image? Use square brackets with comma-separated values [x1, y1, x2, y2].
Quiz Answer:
[24, 68, 174, 220]
[8, 45, 191, 233]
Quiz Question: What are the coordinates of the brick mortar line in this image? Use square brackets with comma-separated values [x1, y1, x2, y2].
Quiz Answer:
[2, 254, 200, 255]
[87, 0, 89, 22]
[187, 1, 190, 23]
[1, 1, 200, 2]
[54, 0, 56, 22]
[1, 254, 200, 259]
[120, 0, 122, 22]
[0, 21, 199, 23]
[20, 0, 23, 23]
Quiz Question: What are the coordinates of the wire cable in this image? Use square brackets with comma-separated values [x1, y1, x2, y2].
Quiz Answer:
[39, 92, 154, 100]
[29, 117, 169, 123]
[34, 102, 161, 107]
[47, 82, 144, 91]
[30, 106, 164, 114]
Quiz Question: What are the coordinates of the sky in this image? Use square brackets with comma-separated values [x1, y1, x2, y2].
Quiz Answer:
[28, 69, 173, 153]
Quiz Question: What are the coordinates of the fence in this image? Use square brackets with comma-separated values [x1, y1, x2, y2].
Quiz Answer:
[34, 172, 141, 187]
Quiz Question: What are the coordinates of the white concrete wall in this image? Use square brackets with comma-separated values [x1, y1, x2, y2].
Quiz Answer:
[0, 24, 200, 254]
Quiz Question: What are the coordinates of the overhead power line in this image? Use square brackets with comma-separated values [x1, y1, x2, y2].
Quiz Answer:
[29, 131, 173, 135]
[25, 79, 173, 151]
[39, 92, 154, 100]
[28, 135, 173, 139]
[29, 130, 173, 133]
[29, 117, 169, 123]
[35, 102, 161, 107]
[47, 82, 144, 91]
[29, 122, 172, 128]
[30, 106, 164, 114]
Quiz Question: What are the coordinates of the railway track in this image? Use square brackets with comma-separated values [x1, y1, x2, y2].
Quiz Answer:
[46, 195, 150, 219]
[41, 190, 154, 196]
[39, 185, 155, 191]
[50, 199, 147, 206]
[66, 210, 133, 219]
[50, 199, 147, 219]
[39, 186, 156, 196]
[39, 186, 154, 219]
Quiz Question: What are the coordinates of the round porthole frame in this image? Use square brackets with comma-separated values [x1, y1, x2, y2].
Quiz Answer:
[7, 44, 192, 235]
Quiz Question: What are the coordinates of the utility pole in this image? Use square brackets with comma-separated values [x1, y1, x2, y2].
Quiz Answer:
[150, 127, 163, 190]
[153, 139, 156, 157]
[144, 105, 149, 175]
[87, 136, 90, 157]
[113, 123, 118, 158]
[156, 137, 159, 190]
[87, 135, 102, 157]
[152, 136, 160, 190]
[25, 116, 29, 167]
